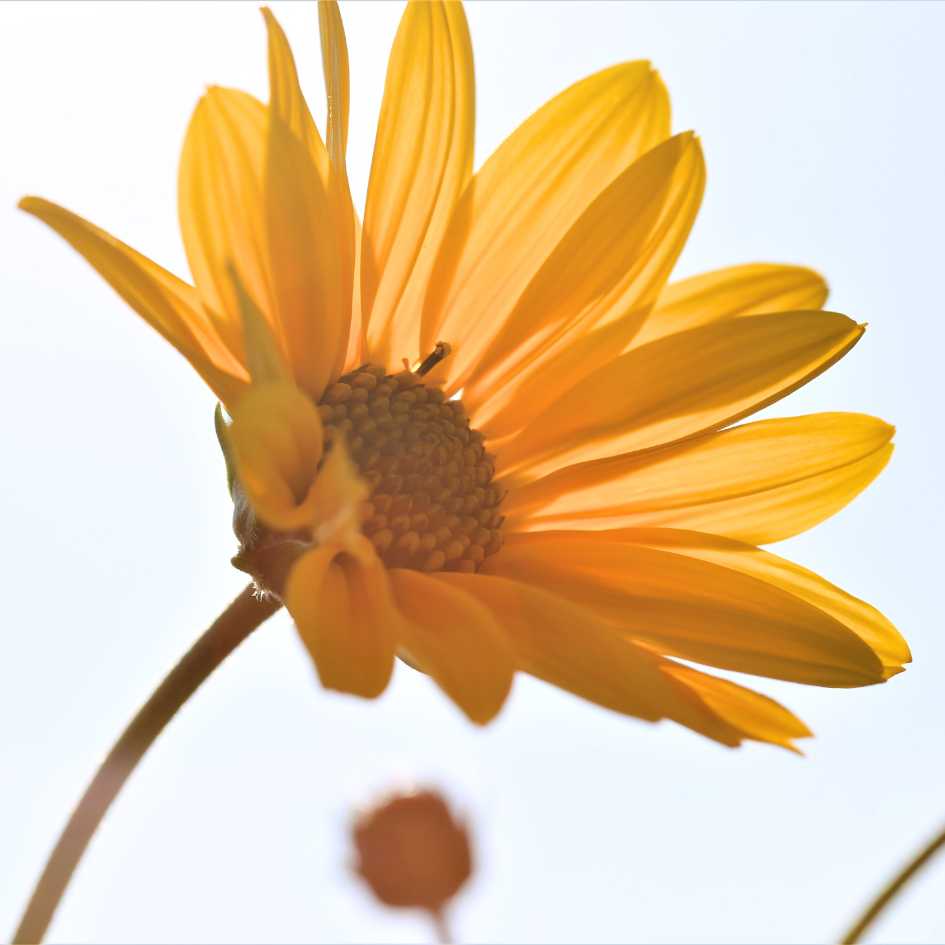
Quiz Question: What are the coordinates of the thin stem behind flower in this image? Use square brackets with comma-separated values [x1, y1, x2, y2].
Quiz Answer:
[840, 820, 945, 943]
[13, 584, 281, 944]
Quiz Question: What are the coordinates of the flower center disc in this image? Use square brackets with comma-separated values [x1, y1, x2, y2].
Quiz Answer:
[317, 364, 504, 572]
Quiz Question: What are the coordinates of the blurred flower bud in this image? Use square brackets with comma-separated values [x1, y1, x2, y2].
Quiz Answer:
[352, 788, 473, 915]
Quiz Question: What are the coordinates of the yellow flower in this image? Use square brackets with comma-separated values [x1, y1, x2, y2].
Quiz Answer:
[19, 1, 909, 750]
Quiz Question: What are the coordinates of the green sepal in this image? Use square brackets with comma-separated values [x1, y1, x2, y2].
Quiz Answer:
[214, 402, 239, 499]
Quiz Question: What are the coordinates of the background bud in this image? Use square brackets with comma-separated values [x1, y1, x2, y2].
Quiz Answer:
[352, 788, 473, 916]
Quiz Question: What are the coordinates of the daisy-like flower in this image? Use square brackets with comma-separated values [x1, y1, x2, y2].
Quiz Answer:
[20, 0, 909, 750]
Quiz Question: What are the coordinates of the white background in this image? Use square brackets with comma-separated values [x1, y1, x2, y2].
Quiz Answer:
[2, 2, 944, 942]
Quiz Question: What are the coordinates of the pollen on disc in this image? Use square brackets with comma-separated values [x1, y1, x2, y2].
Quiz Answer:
[317, 364, 505, 573]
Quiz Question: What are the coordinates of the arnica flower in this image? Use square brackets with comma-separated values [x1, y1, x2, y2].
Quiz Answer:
[20, 0, 909, 750]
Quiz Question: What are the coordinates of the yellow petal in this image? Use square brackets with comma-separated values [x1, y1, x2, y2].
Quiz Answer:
[262, 9, 355, 387]
[228, 262, 291, 385]
[507, 412, 894, 544]
[307, 436, 369, 553]
[178, 87, 273, 358]
[438, 571, 808, 750]
[662, 664, 812, 752]
[316, 0, 358, 377]
[18, 196, 247, 406]
[261, 7, 330, 184]
[227, 381, 324, 531]
[620, 527, 910, 677]
[487, 532, 885, 687]
[389, 569, 514, 724]
[636, 263, 830, 347]
[343, 223, 366, 373]
[464, 133, 703, 421]
[361, 0, 474, 369]
[318, 0, 350, 166]
[265, 109, 346, 399]
[421, 60, 670, 391]
[433, 572, 672, 722]
[264, 4, 357, 349]
[495, 310, 864, 485]
[286, 545, 396, 698]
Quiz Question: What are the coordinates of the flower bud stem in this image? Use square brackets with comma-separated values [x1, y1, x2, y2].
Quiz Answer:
[840, 819, 945, 943]
[13, 584, 281, 944]
[431, 907, 453, 945]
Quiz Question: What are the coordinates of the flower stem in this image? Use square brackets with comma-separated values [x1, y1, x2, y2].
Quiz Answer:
[13, 584, 281, 944]
[840, 820, 945, 943]
[431, 907, 454, 945]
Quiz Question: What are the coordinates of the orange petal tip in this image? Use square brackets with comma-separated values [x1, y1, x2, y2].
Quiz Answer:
[18, 195, 42, 213]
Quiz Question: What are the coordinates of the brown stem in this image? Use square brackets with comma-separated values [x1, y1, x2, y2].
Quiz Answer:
[13, 584, 281, 944]
[840, 820, 945, 943]
[430, 907, 454, 945]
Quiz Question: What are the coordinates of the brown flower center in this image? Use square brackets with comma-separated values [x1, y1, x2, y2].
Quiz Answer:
[317, 363, 504, 572]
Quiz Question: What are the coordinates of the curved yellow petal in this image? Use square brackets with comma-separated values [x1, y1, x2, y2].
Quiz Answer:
[662, 664, 812, 752]
[18, 196, 247, 406]
[262, 6, 330, 184]
[389, 568, 514, 724]
[286, 544, 396, 698]
[495, 310, 864, 485]
[487, 532, 886, 687]
[438, 571, 809, 750]
[227, 381, 325, 531]
[262, 8, 355, 387]
[318, 0, 350, 166]
[636, 262, 830, 347]
[228, 262, 291, 385]
[481, 262, 828, 433]
[507, 412, 894, 544]
[421, 60, 671, 390]
[464, 133, 703, 421]
[265, 109, 346, 399]
[307, 437, 370, 552]
[432, 572, 674, 723]
[178, 87, 272, 358]
[316, 0, 358, 377]
[361, 0, 474, 369]
[619, 527, 910, 677]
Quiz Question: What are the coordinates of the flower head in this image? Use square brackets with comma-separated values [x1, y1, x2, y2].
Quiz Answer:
[20, 0, 909, 749]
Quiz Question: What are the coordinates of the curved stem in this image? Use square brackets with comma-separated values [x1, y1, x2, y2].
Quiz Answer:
[840, 820, 945, 943]
[13, 584, 281, 944]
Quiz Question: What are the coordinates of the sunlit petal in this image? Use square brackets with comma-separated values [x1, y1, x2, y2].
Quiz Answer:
[286, 545, 396, 698]
[507, 412, 894, 543]
[390, 568, 514, 724]
[362, 0, 474, 369]
[487, 532, 886, 687]
[227, 381, 325, 531]
[464, 133, 703, 422]
[439, 571, 810, 750]
[318, 0, 351, 167]
[178, 87, 272, 357]
[19, 196, 247, 406]
[421, 60, 670, 390]
[495, 311, 864, 485]
[262, 6, 330, 182]
[265, 110, 346, 399]
[620, 527, 910, 677]
[637, 262, 830, 347]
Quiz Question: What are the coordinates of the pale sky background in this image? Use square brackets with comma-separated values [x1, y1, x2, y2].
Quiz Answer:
[2, 2, 944, 943]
